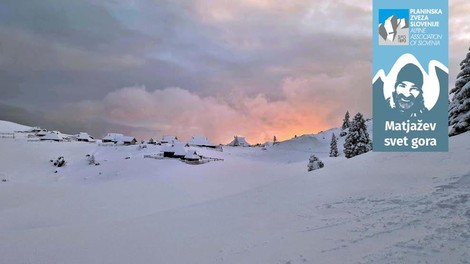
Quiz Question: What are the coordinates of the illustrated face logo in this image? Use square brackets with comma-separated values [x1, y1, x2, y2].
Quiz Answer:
[391, 62, 425, 117]
[395, 81, 420, 110]
[378, 9, 409, 46]
[373, 54, 446, 120]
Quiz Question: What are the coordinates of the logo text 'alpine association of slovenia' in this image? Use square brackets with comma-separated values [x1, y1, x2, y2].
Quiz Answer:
[378, 9, 409, 46]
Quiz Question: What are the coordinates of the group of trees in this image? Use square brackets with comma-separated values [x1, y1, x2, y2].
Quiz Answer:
[329, 111, 371, 159]
[310, 111, 370, 172]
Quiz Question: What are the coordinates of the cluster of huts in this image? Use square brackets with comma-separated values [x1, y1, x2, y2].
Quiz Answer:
[160, 136, 217, 160]
[25, 127, 134, 144]
[142, 136, 220, 162]
[25, 127, 96, 143]
[161, 142, 200, 161]
[26, 127, 253, 150]
[157, 136, 251, 163]
[101, 133, 137, 145]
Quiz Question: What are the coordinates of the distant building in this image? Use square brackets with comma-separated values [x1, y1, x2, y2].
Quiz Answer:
[35, 130, 47, 137]
[187, 136, 216, 148]
[40, 131, 64, 142]
[161, 135, 178, 144]
[102, 133, 124, 143]
[75, 132, 95, 142]
[28, 127, 43, 133]
[162, 143, 186, 158]
[119, 136, 137, 146]
[102, 133, 137, 145]
[184, 151, 200, 161]
[227, 136, 251, 147]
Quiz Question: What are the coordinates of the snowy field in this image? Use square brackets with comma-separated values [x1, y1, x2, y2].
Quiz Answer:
[0, 120, 469, 263]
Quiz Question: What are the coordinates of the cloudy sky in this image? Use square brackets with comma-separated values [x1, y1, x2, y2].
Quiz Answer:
[1, 0, 469, 144]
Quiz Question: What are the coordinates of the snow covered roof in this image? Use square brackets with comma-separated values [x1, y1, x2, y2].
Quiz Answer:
[184, 151, 200, 160]
[161, 135, 178, 143]
[41, 131, 64, 141]
[187, 136, 215, 147]
[228, 136, 250, 147]
[119, 136, 137, 143]
[36, 130, 47, 136]
[173, 143, 186, 156]
[102, 133, 137, 144]
[77, 132, 95, 141]
[162, 144, 173, 153]
[28, 127, 43, 133]
[162, 143, 186, 156]
[102, 133, 124, 141]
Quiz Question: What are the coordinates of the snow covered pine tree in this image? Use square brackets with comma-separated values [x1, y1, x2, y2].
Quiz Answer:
[449, 47, 470, 136]
[343, 113, 371, 159]
[329, 133, 339, 157]
[307, 155, 324, 172]
[342, 111, 350, 130]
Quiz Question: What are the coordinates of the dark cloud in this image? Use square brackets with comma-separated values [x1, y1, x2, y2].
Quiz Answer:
[0, 0, 149, 53]
[0, 0, 468, 141]
[0, 103, 39, 126]
[0, 71, 22, 100]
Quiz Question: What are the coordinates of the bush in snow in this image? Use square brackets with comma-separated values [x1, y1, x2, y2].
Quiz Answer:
[139, 143, 147, 149]
[449, 46, 470, 136]
[339, 131, 347, 137]
[307, 155, 324, 172]
[215, 145, 224, 152]
[329, 133, 339, 157]
[342, 111, 350, 130]
[343, 112, 371, 159]
[53, 156, 66, 167]
[87, 154, 100, 166]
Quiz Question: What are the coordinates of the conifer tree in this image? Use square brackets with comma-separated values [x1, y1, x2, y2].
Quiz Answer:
[343, 113, 371, 158]
[449, 47, 470, 136]
[329, 133, 339, 157]
[342, 111, 351, 130]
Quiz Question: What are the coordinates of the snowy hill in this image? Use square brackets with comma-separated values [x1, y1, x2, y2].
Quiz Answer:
[275, 120, 372, 153]
[0, 120, 31, 133]
[244, 120, 372, 164]
[0, 119, 469, 263]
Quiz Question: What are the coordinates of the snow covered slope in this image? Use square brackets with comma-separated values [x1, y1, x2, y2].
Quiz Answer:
[0, 120, 468, 264]
[0, 120, 31, 133]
